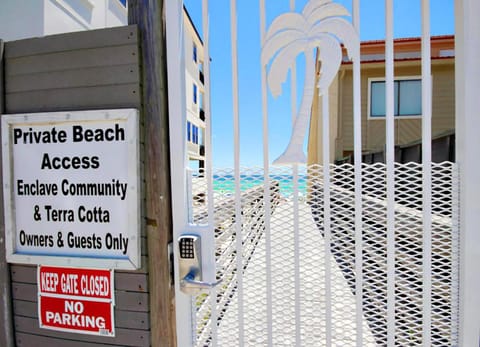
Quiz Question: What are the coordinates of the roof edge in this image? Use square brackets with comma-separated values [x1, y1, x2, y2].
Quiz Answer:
[341, 55, 455, 65]
[360, 34, 454, 46]
[183, 4, 203, 45]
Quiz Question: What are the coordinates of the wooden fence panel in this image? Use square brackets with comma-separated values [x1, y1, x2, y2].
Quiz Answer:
[1, 25, 151, 347]
[14, 316, 149, 347]
[13, 300, 150, 330]
[0, 37, 15, 347]
[16, 333, 116, 347]
[4, 25, 141, 113]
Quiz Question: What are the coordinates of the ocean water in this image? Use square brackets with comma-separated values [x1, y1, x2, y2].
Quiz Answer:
[212, 174, 307, 197]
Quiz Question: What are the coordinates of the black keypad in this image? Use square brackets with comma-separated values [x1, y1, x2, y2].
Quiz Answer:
[180, 238, 195, 259]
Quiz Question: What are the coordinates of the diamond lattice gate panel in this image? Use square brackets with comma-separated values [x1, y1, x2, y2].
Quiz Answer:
[164, 0, 461, 346]
[187, 163, 459, 346]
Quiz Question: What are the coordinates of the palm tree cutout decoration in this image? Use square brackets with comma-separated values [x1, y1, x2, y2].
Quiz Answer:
[262, 0, 359, 164]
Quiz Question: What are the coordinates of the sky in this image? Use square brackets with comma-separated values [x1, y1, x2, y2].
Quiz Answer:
[183, 0, 454, 168]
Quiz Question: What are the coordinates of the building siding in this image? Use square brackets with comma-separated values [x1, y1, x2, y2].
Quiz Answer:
[326, 60, 454, 159]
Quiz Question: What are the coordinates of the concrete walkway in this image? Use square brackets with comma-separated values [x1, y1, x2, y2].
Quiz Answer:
[213, 200, 376, 347]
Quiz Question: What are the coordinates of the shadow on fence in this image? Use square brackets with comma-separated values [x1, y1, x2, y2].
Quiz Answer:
[335, 130, 455, 166]
[191, 180, 282, 346]
[308, 162, 458, 346]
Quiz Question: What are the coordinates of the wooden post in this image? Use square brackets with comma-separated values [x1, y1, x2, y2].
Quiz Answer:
[128, 2, 177, 347]
[0, 39, 14, 347]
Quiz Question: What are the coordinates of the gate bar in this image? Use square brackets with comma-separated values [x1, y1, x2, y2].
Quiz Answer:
[201, 0, 220, 345]
[259, 1, 274, 345]
[165, 0, 191, 346]
[323, 88, 332, 347]
[455, 0, 480, 345]
[451, 165, 460, 346]
[385, 0, 396, 346]
[421, 0, 432, 345]
[230, 0, 245, 345]
[289, 1, 302, 346]
[352, 1, 363, 345]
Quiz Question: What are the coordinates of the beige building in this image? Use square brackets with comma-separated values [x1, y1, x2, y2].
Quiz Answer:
[308, 35, 455, 164]
[184, 6, 207, 170]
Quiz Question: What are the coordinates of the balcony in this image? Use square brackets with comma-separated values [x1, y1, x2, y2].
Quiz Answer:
[199, 108, 205, 122]
[199, 70, 204, 84]
[187, 143, 205, 159]
[187, 142, 198, 157]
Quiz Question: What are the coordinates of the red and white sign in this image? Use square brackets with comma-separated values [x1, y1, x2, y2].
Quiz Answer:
[38, 265, 115, 336]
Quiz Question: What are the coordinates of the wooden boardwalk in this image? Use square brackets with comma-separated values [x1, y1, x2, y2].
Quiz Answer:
[214, 200, 375, 347]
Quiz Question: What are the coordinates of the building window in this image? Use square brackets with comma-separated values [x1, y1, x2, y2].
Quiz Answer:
[118, 0, 127, 7]
[193, 84, 198, 105]
[369, 77, 422, 118]
[192, 125, 198, 144]
[199, 92, 204, 110]
[188, 122, 199, 144]
[193, 43, 197, 63]
[199, 128, 204, 146]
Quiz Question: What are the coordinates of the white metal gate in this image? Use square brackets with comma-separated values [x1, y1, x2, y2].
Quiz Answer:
[186, 163, 458, 347]
[165, 1, 473, 346]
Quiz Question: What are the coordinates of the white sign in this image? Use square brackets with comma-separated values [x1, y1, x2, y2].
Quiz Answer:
[2, 109, 140, 269]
